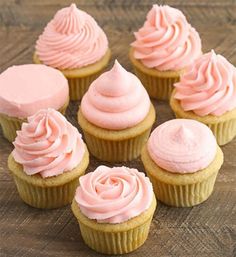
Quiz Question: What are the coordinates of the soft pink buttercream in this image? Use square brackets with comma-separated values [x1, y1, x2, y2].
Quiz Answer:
[174, 50, 236, 116]
[36, 3, 108, 70]
[147, 119, 217, 173]
[131, 4, 202, 71]
[0, 64, 68, 118]
[81, 60, 151, 130]
[75, 165, 153, 224]
[12, 109, 85, 178]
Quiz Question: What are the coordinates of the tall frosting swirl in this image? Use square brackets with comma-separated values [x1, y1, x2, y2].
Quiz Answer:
[131, 4, 202, 71]
[12, 108, 85, 178]
[81, 60, 151, 130]
[174, 50, 236, 116]
[75, 165, 153, 223]
[147, 119, 217, 173]
[35, 3, 108, 69]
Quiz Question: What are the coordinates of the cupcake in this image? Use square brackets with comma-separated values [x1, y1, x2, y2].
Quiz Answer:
[141, 119, 223, 207]
[170, 50, 236, 145]
[78, 60, 156, 162]
[0, 64, 69, 142]
[8, 108, 89, 209]
[129, 4, 202, 100]
[33, 3, 111, 101]
[71, 165, 156, 254]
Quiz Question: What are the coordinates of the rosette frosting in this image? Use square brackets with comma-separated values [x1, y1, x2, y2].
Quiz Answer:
[12, 108, 85, 178]
[147, 119, 217, 173]
[81, 60, 151, 130]
[75, 165, 153, 223]
[35, 3, 108, 69]
[131, 4, 202, 71]
[174, 50, 236, 116]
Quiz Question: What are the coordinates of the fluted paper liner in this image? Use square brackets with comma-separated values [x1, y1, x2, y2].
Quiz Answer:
[141, 146, 223, 207]
[33, 49, 111, 101]
[129, 48, 183, 100]
[170, 90, 236, 145]
[71, 196, 156, 254]
[0, 98, 69, 142]
[78, 104, 156, 162]
[7, 147, 89, 209]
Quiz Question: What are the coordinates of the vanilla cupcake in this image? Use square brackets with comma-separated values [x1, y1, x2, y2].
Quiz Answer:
[141, 119, 223, 207]
[71, 165, 156, 254]
[0, 64, 69, 142]
[170, 50, 236, 145]
[78, 60, 156, 162]
[8, 109, 89, 209]
[33, 3, 111, 100]
[129, 4, 202, 100]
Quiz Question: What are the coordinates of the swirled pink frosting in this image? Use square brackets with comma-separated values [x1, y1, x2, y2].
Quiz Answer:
[35, 3, 108, 69]
[174, 50, 236, 116]
[81, 60, 151, 130]
[147, 119, 217, 173]
[12, 108, 85, 178]
[131, 4, 202, 71]
[75, 165, 153, 223]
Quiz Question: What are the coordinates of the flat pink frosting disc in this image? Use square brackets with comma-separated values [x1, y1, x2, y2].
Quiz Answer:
[147, 119, 217, 173]
[0, 64, 69, 118]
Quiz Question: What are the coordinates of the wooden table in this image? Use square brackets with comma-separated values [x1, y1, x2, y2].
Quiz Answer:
[0, 1, 235, 256]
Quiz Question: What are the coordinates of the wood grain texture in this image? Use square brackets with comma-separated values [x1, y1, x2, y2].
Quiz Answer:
[0, 0, 235, 256]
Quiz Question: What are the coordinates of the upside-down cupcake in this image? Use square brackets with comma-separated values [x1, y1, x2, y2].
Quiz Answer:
[78, 60, 156, 162]
[141, 119, 223, 207]
[0, 64, 69, 142]
[8, 108, 89, 209]
[71, 165, 156, 254]
[170, 50, 236, 145]
[33, 3, 111, 100]
[129, 4, 202, 100]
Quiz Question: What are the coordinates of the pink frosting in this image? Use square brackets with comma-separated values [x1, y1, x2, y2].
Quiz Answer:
[147, 119, 217, 173]
[131, 4, 202, 71]
[12, 108, 85, 178]
[174, 50, 236, 116]
[75, 165, 153, 224]
[0, 64, 68, 118]
[36, 3, 108, 70]
[81, 60, 151, 130]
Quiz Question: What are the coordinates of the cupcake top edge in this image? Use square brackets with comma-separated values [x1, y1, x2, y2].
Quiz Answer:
[35, 3, 109, 70]
[131, 4, 202, 71]
[12, 108, 85, 178]
[80, 60, 151, 130]
[0, 64, 69, 118]
[75, 165, 153, 224]
[174, 50, 236, 116]
[147, 119, 217, 173]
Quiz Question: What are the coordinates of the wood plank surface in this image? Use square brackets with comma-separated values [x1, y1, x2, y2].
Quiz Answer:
[0, 1, 235, 257]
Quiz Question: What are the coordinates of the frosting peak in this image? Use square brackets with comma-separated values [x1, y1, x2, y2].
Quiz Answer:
[172, 124, 194, 145]
[97, 60, 131, 97]
[131, 4, 202, 71]
[36, 3, 108, 69]
[12, 108, 85, 178]
[53, 4, 85, 34]
[81, 61, 151, 130]
[174, 50, 236, 116]
[147, 119, 217, 173]
[75, 166, 153, 223]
